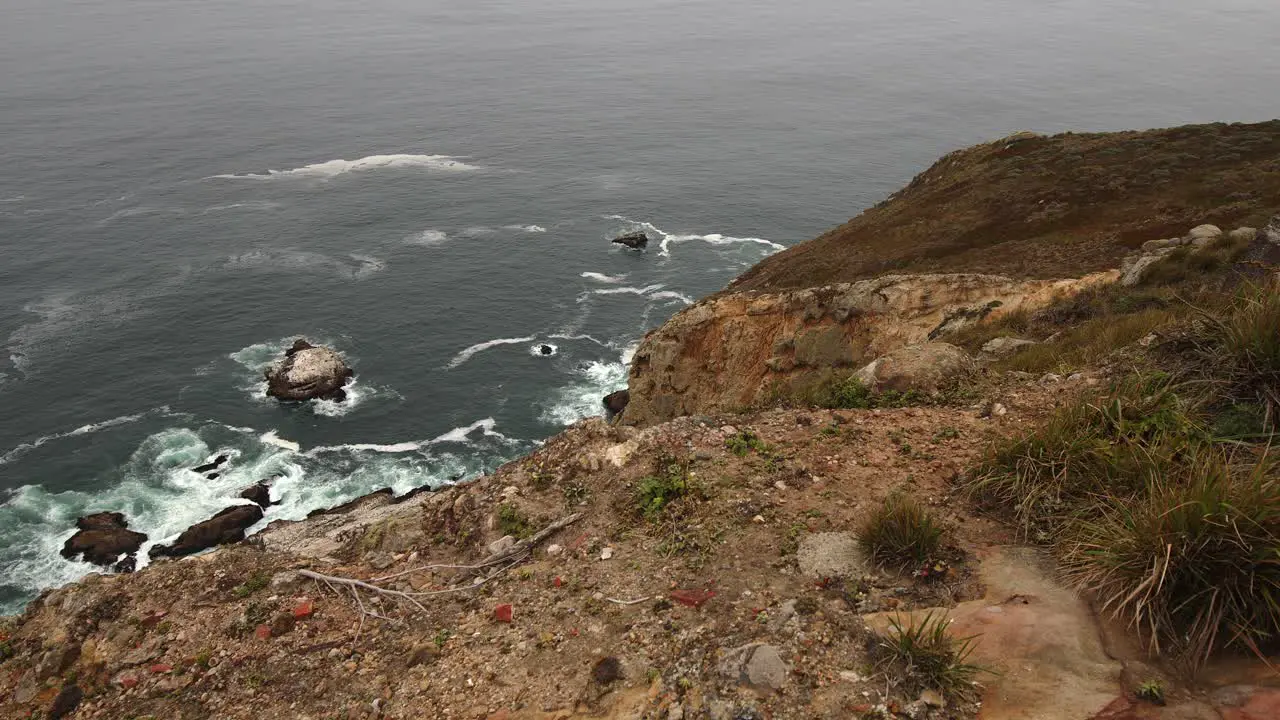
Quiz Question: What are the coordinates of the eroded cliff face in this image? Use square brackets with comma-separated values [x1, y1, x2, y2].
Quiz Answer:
[622, 271, 1116, 425]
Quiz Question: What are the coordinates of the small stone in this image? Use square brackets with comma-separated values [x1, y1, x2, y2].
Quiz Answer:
[990, 402, 1008, 417]
[293, 598, 315, 620]
[254, 624, 272, 640]
[405, 644, 440, 668]
[773, 481, 788, 491]
[546, 544, 563, 556]
[751, 515, 766, 524]
[918, 689, 945, 707]
[493, 604, 514, 623]
[487, 535, 517, 556]
[117, 674, 139, 690]
[720, 425, 738, 436]
[1040, 372, 1062, 384]
[600, 547, 614, 560]
[149, 663, 173, 674]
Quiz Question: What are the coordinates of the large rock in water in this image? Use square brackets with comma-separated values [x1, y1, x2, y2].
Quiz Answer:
[264, 339, 353, 402]
[602, 389, 630, 420]
[61, 512, 147, 568]
[150, 504, 263, 558]
[611, 231, 649, 249]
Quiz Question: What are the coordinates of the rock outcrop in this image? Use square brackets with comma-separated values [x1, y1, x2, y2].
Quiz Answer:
[239, 481, 274, 509]
[264, 339, 353, 402]
[854, 341, 974, 393]
[602, 389, 629, 420]
[623, 271, 1114, 425]
[149, 504, 263, 558]
[611, 231, 648, 249]
[60, 512, 147, 569]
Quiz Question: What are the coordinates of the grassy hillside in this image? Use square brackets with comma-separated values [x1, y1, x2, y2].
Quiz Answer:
[729, 121, 1280, 293]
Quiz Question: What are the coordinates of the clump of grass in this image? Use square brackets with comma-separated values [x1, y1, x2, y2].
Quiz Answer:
[1060, 452, 1280, 666]
[999, 308, 1175, 373]
[872, 611, 984, 698]
[496, 504, 534, 539]
[1204, 283, 1280, 427]
[1136, 679, 1166, 705]
[857, 494, 943, 568]
[964, 374, 1205, 535]
[635, 454, 694, 520]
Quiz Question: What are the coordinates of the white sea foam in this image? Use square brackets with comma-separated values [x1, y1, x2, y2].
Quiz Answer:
[99, 206, 187, 224]
[406, 229, 449, 246]
[604, 214, 785, 258]
[539, 343, 636, 426]
[223, 249, 387, 281]
[430, 417, 503, 444]
[583, 284, 666, 299]
[260, 431, 301, 453]
[208, 154, 481, 180]
[580, 272, 628, 284]
[447, 336, 536, 369]
[530, 343, 558, 357]
[0, 407, 173, 466]
[648, 290, 694, 305]
[504, 224, 547, 233]
[548, 333, 612, 348]
[200, 201, 282, 214]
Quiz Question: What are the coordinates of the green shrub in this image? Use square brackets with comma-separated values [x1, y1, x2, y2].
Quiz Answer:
[872, 611, 984, 698]
[1061, 452, 1280, 665]
[964, 375, 1205, 535]
[232, 571, 271, 598]
[497, 504, 534, 539]
[857, 494, 943, 568]
[635, 454, 694, 520]
[808, 376, 930, 410]
[725, 430, 771, 456]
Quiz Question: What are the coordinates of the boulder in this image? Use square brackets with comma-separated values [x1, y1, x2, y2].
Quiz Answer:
[239, 482, 274, 509]
[1189, 224, 1223, 248]
[611, 230, 649, 249]
[1267, 214, 1280, 245]
[61, 512, 147, 568]
[854, 342, 973, 393]
[150, 504, 263, 558]
[602, 389, 630, 420]
[264, 340, 353, 402]
[1119, 248, 1175, 287]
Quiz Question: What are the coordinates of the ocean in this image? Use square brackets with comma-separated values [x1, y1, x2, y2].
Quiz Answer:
[1, 0, 1277, 613]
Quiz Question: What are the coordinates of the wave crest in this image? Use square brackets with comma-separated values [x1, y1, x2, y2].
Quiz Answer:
[208, 154, 481, 180]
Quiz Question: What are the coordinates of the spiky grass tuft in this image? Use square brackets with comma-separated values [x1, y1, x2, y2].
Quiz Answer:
[872, 611, 985, 698]
[857, 494, 943, 568]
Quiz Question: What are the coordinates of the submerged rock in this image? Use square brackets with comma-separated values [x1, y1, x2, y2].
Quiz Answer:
[61, 512, 147, 568]
[611, 230, 648, 249]
[239, 481, 275, 509]
[264, 339, 353, 402]
[192, 454, 229, 475]
[150, 504, 263, 558]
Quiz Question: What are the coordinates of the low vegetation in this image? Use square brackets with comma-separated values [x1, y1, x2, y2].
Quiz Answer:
[872, 612, 984, 699]
[857, 494, 944, 569]
[496, 504, 534, 539]
[964, 279, 1280, 665]
[635, 453, 696, 520]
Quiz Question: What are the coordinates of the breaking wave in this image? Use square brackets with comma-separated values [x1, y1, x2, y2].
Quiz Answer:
[605, 215, 785, 258]
[539, 344, 635, 426]
[406, 229, 449, 246]
[207, 153, 482, 180]
[581, 271, 628, 284]
[447, 336, 537, 369]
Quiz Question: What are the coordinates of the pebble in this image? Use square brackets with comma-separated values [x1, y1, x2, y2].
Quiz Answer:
[546, 544, 563, 556]
[600, 547, 614, 560]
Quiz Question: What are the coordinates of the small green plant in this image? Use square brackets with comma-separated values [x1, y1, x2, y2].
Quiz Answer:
[872, 611, 984, 697]
[1205, 283, 1280, 424]
[635, 454, 694, 520]
[725, 429, 771, 457]
[563, 482, 590, 508]
[497, 504, 534, 539]
[933, 426, 960, 442]
[1136, 679, 1166, 705]
[0, 640, 13, 662]
[194, 649, 213, 670]
[432, 628, 452, 649]
[231, 571, 271, 598]
[819, 423, 841, 438]
[857, 494, 943, 568]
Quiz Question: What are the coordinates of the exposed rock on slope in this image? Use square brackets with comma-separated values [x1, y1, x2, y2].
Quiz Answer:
[623, 271, 1113, 425]
[730, 120, 1280, 293]
[60, 512, 146, 569]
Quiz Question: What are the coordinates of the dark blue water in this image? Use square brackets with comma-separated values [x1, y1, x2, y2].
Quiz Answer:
[2, 0, 1277, 612]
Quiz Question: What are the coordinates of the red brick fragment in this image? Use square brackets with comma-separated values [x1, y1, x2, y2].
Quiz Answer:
[493, 604, 514, 623]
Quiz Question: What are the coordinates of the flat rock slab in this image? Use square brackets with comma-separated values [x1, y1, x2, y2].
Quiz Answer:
[797, 532, 865, 579]
[865, 546, 1119, 720]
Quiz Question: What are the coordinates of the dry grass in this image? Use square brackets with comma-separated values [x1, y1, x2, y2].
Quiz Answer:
[872, 612, 985, 699]
[1061, 451, 1280, 666]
